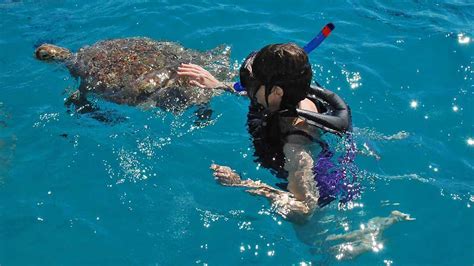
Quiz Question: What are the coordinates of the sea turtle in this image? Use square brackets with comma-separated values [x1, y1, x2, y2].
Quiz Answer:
[34, 37, 232, 116]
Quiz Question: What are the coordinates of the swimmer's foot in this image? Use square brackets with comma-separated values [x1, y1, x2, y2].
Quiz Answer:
[211, 164, 243, 186]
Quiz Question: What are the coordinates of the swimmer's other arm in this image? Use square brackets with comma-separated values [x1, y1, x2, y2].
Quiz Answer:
[177, 63, 245, 95]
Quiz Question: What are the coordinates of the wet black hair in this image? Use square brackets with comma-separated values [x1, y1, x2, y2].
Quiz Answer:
[251, 43, 312, 109]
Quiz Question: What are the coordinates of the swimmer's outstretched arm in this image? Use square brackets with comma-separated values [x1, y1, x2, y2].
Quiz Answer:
[211, 164, 283, 195]
[211, 164, 312, 223]
[177, 63, 243, 94]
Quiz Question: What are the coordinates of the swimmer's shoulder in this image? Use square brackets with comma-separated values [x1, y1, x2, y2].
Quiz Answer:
[287, 98, 320, 144]
[299, 98, 318, 113]
[293, 97, 318, 127]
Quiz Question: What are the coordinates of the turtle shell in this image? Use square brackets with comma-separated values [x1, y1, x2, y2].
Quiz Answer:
[68, 38, 231, 107]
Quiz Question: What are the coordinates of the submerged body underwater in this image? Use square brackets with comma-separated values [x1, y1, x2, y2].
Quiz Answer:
[1, 1, 473, 265]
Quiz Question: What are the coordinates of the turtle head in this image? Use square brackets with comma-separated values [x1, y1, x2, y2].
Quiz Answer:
[35, 44, 71, 61]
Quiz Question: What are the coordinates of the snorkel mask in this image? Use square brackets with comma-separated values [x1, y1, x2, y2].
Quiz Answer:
[239, 51, 260, 103]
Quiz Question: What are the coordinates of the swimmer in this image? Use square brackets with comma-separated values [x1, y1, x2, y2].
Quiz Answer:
[179, 43, 353, 223]
[326, 210, 415, 259]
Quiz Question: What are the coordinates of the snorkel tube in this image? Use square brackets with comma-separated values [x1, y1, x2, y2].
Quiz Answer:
[303, 22, 335, 54]
[233, 23, 335, 92]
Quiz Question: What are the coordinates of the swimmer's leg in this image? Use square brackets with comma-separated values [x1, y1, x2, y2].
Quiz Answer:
[326, 210, 415, 259]
[326, 229, 366, 241]
[327, 211, 414, 242]
[330, 239, 370, 260]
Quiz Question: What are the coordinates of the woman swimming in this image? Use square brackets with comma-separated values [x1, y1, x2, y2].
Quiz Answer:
[178, 43, 351, 223]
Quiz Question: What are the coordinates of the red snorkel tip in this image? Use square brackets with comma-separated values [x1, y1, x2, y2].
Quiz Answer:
[322, 23, 335, 37]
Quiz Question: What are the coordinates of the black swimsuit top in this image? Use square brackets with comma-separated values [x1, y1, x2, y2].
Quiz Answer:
[247, 102, 318, 179]
[247, 85, 351, 179]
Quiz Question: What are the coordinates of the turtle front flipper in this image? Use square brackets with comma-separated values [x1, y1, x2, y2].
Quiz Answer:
[65, 90, 97, 114]
[193, 103, 213, 127]
[65, 89, 126, 124]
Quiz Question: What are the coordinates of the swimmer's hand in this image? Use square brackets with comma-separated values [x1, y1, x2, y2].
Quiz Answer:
[211, 164, 243, 186]
[177, 63, 223, 89]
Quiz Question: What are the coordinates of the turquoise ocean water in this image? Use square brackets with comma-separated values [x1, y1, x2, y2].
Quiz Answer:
[0, 1, 473, 265]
